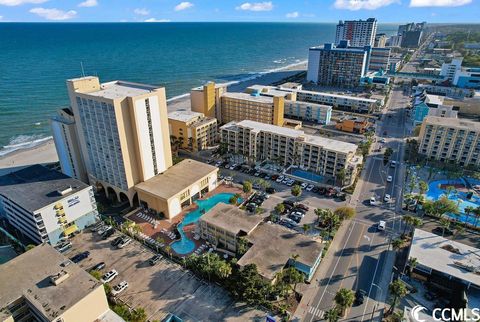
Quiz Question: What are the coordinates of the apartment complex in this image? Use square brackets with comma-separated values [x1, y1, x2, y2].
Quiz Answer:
[335, 18, 377, 47]
[50, 107, 87, 182]
[0, 244, 121, 322]
[284, 100, 332, 124]
[220, 92, 285, 126]
[0, 165, 98, 245]
[64, 76, 172, 205]
[307, 42, 368, 87]
[199, 203, 324, 281]
[418, 116, 480, 167]
[369, 47, 391, 71]
[168, 110, 218, 152]
[293, 89, 377, 113]
[135, 159, 218, 219]
[374, 33, 388, 47]
[440, 58, 480, 89]
[220, 120, 361, 184]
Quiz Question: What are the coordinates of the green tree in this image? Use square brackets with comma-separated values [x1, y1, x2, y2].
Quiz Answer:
[464, 206, 475, 227]
[242, 180, 252, 193]
[392, 238, 405, 252]
[402, 215, 415, 235]
[90, 270, 102, 280]
[165, 245, 172, 258]
[229, 195, 239, 205]
[291, 185, 302, 198]
[236, 237, 249, 256]
[25, 244, 36, 251]
[324, 307, 340, 322]
[334, 206, 356, 220]
[275, 203, 285, 214]
[407, 257, 418, 276]
[302, 224, 310, 234]
[279, 266, 304, 294]
[388, 279, 408, 314]
[336, 168, 347, 186]
[315, 208, 341, 239]
[439, 217, 451, 237]
[418, 180, 429, 195]
[334, 288, 355, 316]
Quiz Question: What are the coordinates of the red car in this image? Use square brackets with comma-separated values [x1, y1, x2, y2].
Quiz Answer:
[296, 203, 309, 211]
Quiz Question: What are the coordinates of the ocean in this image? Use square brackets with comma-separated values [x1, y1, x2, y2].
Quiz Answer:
[0, 22, 398, 156]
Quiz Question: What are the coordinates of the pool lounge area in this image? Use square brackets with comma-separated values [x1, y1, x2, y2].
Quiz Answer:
[285, 166, 324, 183]
[426, 178, 480, 228]
[171, 192, 239, 255]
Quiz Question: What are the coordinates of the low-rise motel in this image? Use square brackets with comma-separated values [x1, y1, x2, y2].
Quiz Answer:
[220, 120, 361, 185]
[0, 244, 122, 322]
[0, 165, 98, 246]
[199, 203, 323, 282]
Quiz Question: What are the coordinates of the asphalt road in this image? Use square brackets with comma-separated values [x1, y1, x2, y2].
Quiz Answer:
[302, 70, 416, 321]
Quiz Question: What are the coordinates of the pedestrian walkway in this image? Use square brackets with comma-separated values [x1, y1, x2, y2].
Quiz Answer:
[307, 306, 324, 320]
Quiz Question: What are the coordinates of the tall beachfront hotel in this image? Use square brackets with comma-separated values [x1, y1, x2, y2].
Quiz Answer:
[55, 76, 173, 206]
[335, 18, 377, 47]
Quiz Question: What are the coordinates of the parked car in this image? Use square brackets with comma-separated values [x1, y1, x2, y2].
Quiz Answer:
[296, 204, 309, 211]
[370, 197, 377, 205]
[384, 194, 391, 203]
[286, 180, 294, 187]
[276, 175, 284, 183]
[300, 183, 308, 190]
[246, 203, 257, 213]
[70, 251, 90, 263]
[318, 187, 326, 195]
[149, 254, 162, 266]
[101, 269, 118, 283]
[102, 228, 115, 239]
[387, 175, 393, 183]
[54, 241, 72, 253]
[112, 281, 129, 295]
[377, 220, 386, 231]
[91, 222, 105, 232]
[312, 186, 319, 193]
[97, 225, 112, 235]
[306, 184, 314, 192]
[288, 214, 301, 223]
[111, 236, 123, 247]
[390, 161, 397, 168]
[283, 200, 295, 207]
[117, 237, 131, 249]
[266, 187, 276, 194]
[91, 262, 106, 271]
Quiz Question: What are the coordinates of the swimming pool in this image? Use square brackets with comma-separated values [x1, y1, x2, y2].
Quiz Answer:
[171, 193, 237, 255]
[287, 168, 323, 183]
[426, 178, 480, 227]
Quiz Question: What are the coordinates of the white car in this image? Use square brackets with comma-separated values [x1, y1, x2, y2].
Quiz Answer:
[384, 194, 391, 202]
[112, 281, 128, 295]
[117, 237, 131, 249]
[101, 269, 118, 283]
[112, 281, 129, 295]
[380, 138, 386, 143]
[377, 220, 386, 231]
[301, 183, 308, 189]
[390, 161, 397, 168]
[276, 175, 284, 183]
[370, 197, 377, 205]
[224, 164, 230, 169]
[386, 175, 393, 183]
[306, 184, 314, 191]
[97, 225, 112, 235]
[225, 176, 233, 182]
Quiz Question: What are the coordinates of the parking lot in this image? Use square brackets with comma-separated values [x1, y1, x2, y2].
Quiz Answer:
[66, 229, 268, 322]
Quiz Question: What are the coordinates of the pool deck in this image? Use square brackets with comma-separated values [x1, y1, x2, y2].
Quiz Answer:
[129, 183, 247, 256]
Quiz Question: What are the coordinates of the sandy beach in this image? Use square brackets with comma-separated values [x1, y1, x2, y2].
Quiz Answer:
[0, 61, 307, 175]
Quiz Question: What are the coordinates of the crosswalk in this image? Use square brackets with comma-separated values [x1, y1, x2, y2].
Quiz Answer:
[308, 306, 324, 319]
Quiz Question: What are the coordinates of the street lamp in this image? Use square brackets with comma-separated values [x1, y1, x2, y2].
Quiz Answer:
[370, 283, 384, 321]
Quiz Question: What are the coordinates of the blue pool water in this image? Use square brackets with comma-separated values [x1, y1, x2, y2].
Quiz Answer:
[288, 168, 323, 183]
[426, 178, 480, 227]
[171, 193, 238, 255]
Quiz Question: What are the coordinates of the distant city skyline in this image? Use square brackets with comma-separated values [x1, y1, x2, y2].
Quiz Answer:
[0, 0, 477, 23]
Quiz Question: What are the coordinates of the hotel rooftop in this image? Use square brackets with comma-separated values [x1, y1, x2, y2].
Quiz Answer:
[424, 115, 480, 130]
[134, 159, 217, 200]
[68, 76, 160, 99]
[222, 92, 276, 103]
[200, 203, 263, 236]
[0, 244, 104, 321]
[168, 110, 204, 122]
[0, 164, 89, 212]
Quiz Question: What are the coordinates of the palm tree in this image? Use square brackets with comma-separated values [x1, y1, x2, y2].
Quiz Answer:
[302, 224, 310, 234]
[392, 238, 405, 252]
[291, 185, 302, 198]
[402, 215, 414, 235]
[406, 257, 418, 276]
[439, 217, 451, 237]
[165, 245, 172, 258]
[445, 186, 455, 198]
[334, 288, 355, 316]
[474, 207, 480, 228]
[418, 180, 429, 195]
[411, 217, 423, 233]
[324, 307, 340, 322]
[464, 206, 475, 227]
[155, 236, 165, 252]
[388, 279, 408, 314]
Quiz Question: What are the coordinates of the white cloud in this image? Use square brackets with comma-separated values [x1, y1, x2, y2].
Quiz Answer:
[29, 7, 77, 20]
[333, 0, 399, 10]
[236, 1, 273, 11]
[134, 8, 150, 15]
[0, 15, 3, 19]
[174, 1, 193, 11]
[0, 0, 47, 6]
[78, 0, 97, 7]
[285, 11, 299, 18]
[144, 17, 170, 22]
[410, 0, 471, 7]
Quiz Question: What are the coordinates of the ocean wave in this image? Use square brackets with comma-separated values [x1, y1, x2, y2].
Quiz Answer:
[0, 135, 53, 158]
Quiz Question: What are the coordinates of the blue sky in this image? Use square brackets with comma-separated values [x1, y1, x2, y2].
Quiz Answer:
[0, 0, 477, 22]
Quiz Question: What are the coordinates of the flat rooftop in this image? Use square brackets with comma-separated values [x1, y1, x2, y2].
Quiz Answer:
[284, 88, 377, 103]
[168, 110, 204, 123]
[134, 159, 218, 200]
[285, 100, 332, 110]
[409, 229, 480, 287]
[238, 223, 323, 280]
[87, 80, 160, 100]
[0, 244, 103, 320]
[0, 164, 89, 212]
[247, 85, 292, 98]
[200, 203, 262, 235]
[425, 94, 445, 106]
[424, 116, 480, 131]
[222, 92, 275, 104]
[304, 134, 358, 154]
[221, 120, 304, 138]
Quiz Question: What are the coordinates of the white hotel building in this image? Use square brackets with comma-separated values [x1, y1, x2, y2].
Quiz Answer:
[0, 165, 98, 245]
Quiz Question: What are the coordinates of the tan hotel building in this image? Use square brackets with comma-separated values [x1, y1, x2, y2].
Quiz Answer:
[220, 120, 361, 184]
[0, 244, 121, 322]
[190, 82, 285, 126]
[168, 110, 218, 152]
[418, 116, 480, 167]
[63, 76, 173, 205]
